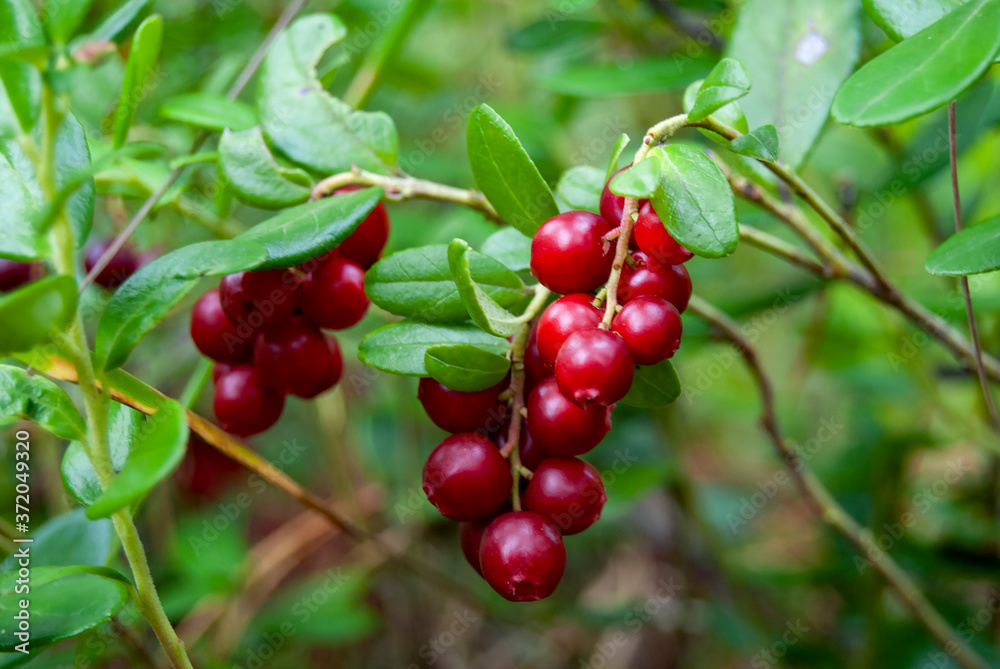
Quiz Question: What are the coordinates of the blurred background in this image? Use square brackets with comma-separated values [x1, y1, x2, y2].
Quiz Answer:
[4, 0, 1000, 667]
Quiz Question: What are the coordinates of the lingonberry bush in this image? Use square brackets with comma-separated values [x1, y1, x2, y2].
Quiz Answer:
[2, 0, 1000, 667]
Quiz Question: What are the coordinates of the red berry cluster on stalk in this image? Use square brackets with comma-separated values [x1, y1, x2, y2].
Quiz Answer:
[189, 195, 390, 437]
[414, 169, 692, 603]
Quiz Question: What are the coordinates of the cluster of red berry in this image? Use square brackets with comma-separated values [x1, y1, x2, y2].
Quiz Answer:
[189, 190, 390, 437]
[416, 170, 693, 602]
[0, 238, 149, 294]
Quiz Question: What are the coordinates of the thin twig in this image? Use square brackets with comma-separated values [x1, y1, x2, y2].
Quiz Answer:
[687, 295, 991, 669]
[646, 0, 725, 50]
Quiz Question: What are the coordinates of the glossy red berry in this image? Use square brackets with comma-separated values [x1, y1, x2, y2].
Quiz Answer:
[219, 269, 298, 335]
[523, 323, 551, 396]
[0, 260, 42, 292]
[212, 363, 234, 383]
[600, 166, 648, 226]
[618, 251, 692, 312]
[213, 364, 285, 437]
[422, 432, 512, 521]
[299, 257, 369, 330]
[612, 296, 683, 365]
[555, 329, 634, 406]
[523, 458, 607, 535]
[253, 317, 343, 397]
[526, 377, 611, 456]
[634, 202, 693, 265]
[479, 511, 566, 602]
[459, 516, 496, 576]
[494, 421, 551, 471]
[190, 289, 254, 364]
[84, 240, 142, 290]
[536, 294, 602, 370]
[336, 186, 390, 269]
[530, 211, 614, 295]
[417, 377, 508, 435]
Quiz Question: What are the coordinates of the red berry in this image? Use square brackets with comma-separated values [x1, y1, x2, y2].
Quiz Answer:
[175, 435, 244, 502]
[618, 251, 692, 312]
[536, 294, 602, 369]
[524, 323, 552, 396]
[0, 260, 42, 292]
[253, 317, 343, 397]
[479, 511, 566, 602]
[459, 516, 496, 576]
[219, 269, 298, 335]
[612, 296, 683, 365]
[523, 458, 607, 535]
[555, 329, 633, 406]
[422, 432, 512, 521]
[417, 377, 509, 435]
[494, 421, 551, 471]
[299, 257, 369, 330]
[84, 240, 143, 290]
[526, 377, 611, 456]
[530, 211, 614, 295]
[212, 364, 285, 437]
[600, 166, 648, 226]
[634, 202, 693, 265]
[190, 289, 254, 364]
[212, 363, 234, 383]
[336, 186, 390, 269]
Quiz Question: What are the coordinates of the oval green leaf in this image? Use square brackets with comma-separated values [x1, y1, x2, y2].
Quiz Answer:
[730, 124, 780, 162]
[112, 14, 163, 148]
[863, 0, 964, 41]
[218, 127, 312, 209]
[159, 92, 257, 132]
[0, 509, 113, 570]
[448, 238, 521, 337]
[359, 321, 510, 377]
[479, 228, 533, 274]
[687, 58, 752, 122]
[0, 140, 45, 260]
[925, 214, 1000, 276]
[832, 0, 1000, 127]
[56, 112, 96, 246]
[425, 344, 511, 392]
[62, 402, 138, 507]
[620, 359, 681, 408]
[0, 276, 77, 356]
[466, 104, 560, 237]
[556, 165, 605, 213]
[366, 244, 524, 323]
[0, 365, 85, 440]
[45, 0, 94, 43]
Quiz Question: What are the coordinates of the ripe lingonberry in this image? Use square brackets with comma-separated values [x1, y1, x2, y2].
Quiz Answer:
[219, 269, 299, 335]
[524, 323, 551, 396]
[618, 250, 692, 312]
[190, 288, 254, 364]
[0, 260, 42, 292]
[253, 317, 343, 397]
[536, 294, 602, 369]
[523, 458, 607, 535]
[459, 515, 496, 576]
[479, 511, 566, 602]
[421, 432, 512, 521]
[299, 257, 369, 330]
[530, 211, 614, 295]
[526, 377, 611, 456]
[213, 364, 285, 437]
[212, 363, 234, 383]
[417, 377, 509, 434]
[612, 296, 683, 365]
[84, 240, 142, 290]
[335, 186, 390, 269]
[555, 329, 634, 406]
[494, 421, 551, 471]
[634, 202, 693, 265]
[600, 166, 648, 226]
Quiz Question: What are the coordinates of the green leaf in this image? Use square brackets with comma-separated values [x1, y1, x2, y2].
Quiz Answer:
[925, 214, 1000, 275]
[95, 239, 269, 370]
[479, 227, 533, 274]
[359, 321, 509, 376]
[159, 92, 257, 132]
[467, 104, 559, 237]
[87, 399, 188, 518]
[239, 187, 383, 269]
[647, 145, 738, 258]
[683, 79, 749, 144]
[0, 566, 130, 652]
[726, 0, 861, 166]
[556, 165, 605, 212]
[424, 344, 511, 392]
[608, 158, 661, 198]
[55, 112, 95, 247]
[687, 58, 752, 122]
[0, 509, 113, 570]
[0, 0, 45, 61]
[832, 0, 1000, 127]
[45, 0, 94, 43]
[448, 238, 521, 337]
[258, 14, 398, 174]
[0, 276, 77, 356]
[61, 402, 137, 506]
[79, 0, 149, 44]
[0, 61, 39, 132]
[112, 14, 163, 148]
[0, 365, 85, 440]
[366, 244, 524, 323]
[620, 359, 681, 408]
[606, 133, 630, 181]
[0, 140, 44, 260]
[218, 127, 312, 209]
[539, 56, 714, 97]
[730, 125, 780, 162]
[863, 0, 964, 41]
